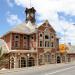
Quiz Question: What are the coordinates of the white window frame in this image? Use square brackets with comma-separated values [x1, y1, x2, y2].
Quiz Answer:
[44, 28, 51, 48]
[39, 32, 43, 40]
[14, 34, 20, 41]
[39, 40, 43, 48]
[23, 35, 28, 49]
[14, 34, 20, 48]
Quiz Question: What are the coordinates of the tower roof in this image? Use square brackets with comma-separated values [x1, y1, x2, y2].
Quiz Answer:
[25, 7, 36, 13]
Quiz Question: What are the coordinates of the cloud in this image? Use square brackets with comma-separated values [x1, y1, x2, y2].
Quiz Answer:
[13, 0, 75, 45]
[7, 14, 22, 26]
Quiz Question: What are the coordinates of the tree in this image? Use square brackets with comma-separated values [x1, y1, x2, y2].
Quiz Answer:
[0, 47, 9, 69]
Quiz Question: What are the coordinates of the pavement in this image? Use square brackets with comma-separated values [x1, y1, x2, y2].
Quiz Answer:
[0, 62, 75, 75]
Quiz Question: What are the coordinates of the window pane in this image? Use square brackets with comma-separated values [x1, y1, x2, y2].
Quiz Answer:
[40, 34, 42, 37]
[40, 41, 42, 47]
[45, 35, 49, 39]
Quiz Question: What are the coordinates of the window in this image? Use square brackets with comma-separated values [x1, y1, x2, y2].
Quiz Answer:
[23, 35, 27, 48]
[14, 34, 20, 40]
[45, 35, 49, 39]
[23, 41, 27, 48]
[44, 52, 51, 63]
[39, 55, 43, 65]
[11, 58, 14, 68]
[45, 41, 50, 47]
[32, 37, 33, 39]
[40, 41, 43, 47]
[21, 57, 26, 67]
[51, 42, 53, 47]
[14, 41, 19, 47]
[28, 57, 35, 67]
[31, 35, 34, 39]
[51, 36, 53, 38]
[40, 34, 42, 37]
[16, 35, 19, 39]
[24, 36, 26, 39]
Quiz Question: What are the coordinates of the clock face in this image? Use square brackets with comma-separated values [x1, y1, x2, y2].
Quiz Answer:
[31, 13, 34, 17]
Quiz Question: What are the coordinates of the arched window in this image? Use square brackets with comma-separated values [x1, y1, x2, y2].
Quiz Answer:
[40, 34, 42, 37]
[11, 58, 14, 68]
[45, 35, 49, 39]
[44, 34, 50, 47]
[21, 57, 26, 67]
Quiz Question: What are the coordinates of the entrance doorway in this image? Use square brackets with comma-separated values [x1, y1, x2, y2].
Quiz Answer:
[21, 57, 26, 67]
[57, 56, 61, 63]
[28, 57, 35, 67]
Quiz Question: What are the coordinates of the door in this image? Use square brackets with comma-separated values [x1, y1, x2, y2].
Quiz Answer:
[57, 56, 61, 63]
[28, 57, 35, 67]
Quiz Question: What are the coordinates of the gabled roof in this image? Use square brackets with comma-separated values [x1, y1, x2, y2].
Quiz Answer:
[10, 21, 37, 34]
[38, 20, 56, 32]
[1, 20, 56, 38]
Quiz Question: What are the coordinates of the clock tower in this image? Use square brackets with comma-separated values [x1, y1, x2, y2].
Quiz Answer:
[25, 7, 36, 24]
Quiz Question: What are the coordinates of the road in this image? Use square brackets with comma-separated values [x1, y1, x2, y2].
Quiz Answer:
[0, 62, 75, 75]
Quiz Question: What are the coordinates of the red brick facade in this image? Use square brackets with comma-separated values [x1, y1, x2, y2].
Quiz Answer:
[0, 7, 61, 69]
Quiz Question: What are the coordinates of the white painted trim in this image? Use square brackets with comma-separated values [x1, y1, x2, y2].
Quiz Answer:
[23, 35, 28, 49]
[14, 34, 20, 48]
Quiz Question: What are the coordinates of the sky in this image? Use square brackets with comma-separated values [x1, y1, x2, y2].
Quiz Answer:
[0, 0, 75, 45]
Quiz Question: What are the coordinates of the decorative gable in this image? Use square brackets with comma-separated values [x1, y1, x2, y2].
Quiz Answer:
[38, 20, 56, 33]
